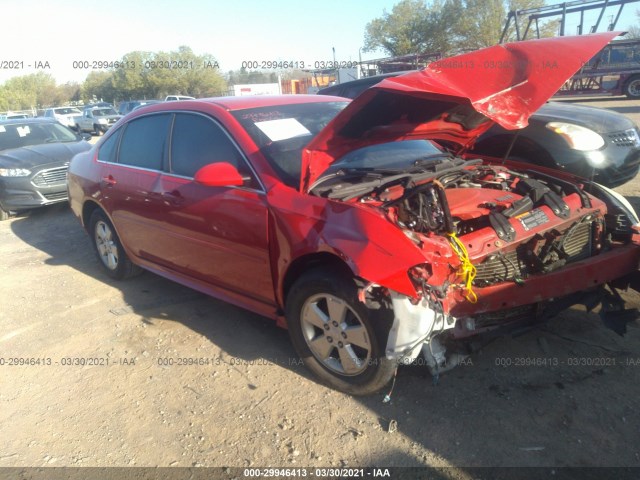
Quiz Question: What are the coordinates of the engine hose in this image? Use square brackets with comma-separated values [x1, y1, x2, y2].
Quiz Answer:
[447, 232, 478, 303]
[432, 179, 455, 235]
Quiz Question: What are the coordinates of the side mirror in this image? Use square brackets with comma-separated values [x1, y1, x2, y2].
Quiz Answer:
[80, 133, 92, 141]
[194, 162, 244, 187]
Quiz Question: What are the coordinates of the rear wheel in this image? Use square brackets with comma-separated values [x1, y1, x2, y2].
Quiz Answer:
[89, 210, 141, 279]
[0, 205, 11, 221]
[285, 268, 396, 395]
[624, 75, 640, 99]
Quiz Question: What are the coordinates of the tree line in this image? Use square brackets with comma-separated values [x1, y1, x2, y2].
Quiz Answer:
[5, 0, 633, 111]
[364, 0, 558, 57]
[0, 46, 294, 111]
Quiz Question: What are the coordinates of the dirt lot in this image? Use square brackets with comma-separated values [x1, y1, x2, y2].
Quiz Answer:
[1, 98, 640, 476]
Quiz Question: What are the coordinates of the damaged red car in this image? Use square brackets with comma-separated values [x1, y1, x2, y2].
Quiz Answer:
[68, 32, 640, 395]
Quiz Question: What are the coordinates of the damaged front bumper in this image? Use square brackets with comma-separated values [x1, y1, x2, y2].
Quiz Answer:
[450, 242, 640, 317]
[384, 253, 640, 376]
[386, 292, 467, 376]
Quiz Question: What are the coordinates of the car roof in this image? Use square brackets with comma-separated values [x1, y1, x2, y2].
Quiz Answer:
[124, 94, 350, 120]
[190, 94, 348, 111]
[318, 71, 414, 96]
[0, 117, 58, 125]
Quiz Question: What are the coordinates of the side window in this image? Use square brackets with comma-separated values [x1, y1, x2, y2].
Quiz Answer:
[118, 114, 171, 170]
[97, 128, 121, 163]
[170, 113, 247, 179]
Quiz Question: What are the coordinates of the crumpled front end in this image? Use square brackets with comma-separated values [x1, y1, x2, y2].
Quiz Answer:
[367, 165, 640, 374]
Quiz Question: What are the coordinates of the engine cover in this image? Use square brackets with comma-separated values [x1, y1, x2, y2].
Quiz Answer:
[445, 188, 524, 220]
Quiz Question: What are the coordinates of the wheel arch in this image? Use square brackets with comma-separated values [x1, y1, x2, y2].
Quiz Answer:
[81, 200, 103, 232]
[281, 252, 355, 307]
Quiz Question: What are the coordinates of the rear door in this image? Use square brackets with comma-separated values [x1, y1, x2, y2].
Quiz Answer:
[99, 113, 172, 260]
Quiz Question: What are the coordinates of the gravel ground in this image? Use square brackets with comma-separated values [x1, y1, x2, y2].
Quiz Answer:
[1, 98, 639, 476]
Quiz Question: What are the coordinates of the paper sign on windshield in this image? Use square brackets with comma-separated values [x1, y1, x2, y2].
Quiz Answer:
[255, 118, 311, 142]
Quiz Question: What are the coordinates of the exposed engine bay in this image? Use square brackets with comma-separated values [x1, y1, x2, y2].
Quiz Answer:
[379, 164, 610, 287]
[340, 161, 637, 292]
[315, 159, 640, 378]
[384, 165, 573, 236]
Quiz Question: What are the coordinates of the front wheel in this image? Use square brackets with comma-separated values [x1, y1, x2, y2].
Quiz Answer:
[89, 209, 141, 280]
[285, 268, 396, 395]
[624, 75, 640, 99]
[94, 124, 104, 136]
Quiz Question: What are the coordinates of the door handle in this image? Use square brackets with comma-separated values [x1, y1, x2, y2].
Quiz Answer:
[161, 190, 184, 205]
[101, 175, 117, 186]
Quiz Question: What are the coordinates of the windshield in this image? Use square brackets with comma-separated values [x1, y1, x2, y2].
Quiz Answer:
[308, 139, 455, 196]
[325, 140, 446, 174]
[92, 108, 117, 116]
[232, 101, 348, 187]
[0, 122, 80, 151]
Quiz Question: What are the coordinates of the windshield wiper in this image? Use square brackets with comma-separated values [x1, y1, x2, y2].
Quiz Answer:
[315, 159, 474, 201]
[309, 167, 402, 192]
[339, 167, 409, 176]
[324, 173, 414, 200]
[404, 154, 461, 172]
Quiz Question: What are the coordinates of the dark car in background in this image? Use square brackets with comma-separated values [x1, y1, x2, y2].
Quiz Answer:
[0, 118, 91, 220]
[131, 100, 163, 112]
[472, 101, 640, 187]
[118, 100, 161, 116]
[319, 72, 640, 187]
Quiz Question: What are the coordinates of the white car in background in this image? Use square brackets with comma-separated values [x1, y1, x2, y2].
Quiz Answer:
[43, 107, 83, 129]
[164, 95, 195, 101]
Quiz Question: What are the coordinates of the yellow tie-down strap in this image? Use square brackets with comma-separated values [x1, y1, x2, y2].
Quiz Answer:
[447, 232, 478, 303]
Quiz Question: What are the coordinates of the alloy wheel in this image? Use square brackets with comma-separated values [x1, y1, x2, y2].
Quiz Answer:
[94, 220, 119, 271]
[300, 293, 372, 376]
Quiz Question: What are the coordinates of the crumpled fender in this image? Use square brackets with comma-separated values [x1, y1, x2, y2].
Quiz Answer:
[266, 185, 431, 306]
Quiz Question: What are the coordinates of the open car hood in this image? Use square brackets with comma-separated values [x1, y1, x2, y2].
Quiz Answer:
[301, 32, 620, 192]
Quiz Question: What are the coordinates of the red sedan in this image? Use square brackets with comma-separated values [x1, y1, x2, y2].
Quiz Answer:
[68, 32, 640, 395]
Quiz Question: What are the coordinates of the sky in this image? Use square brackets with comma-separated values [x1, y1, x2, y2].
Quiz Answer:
[0, 0, 638, 85]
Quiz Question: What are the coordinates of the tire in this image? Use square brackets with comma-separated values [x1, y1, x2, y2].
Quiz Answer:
[0, 205, 11, 221]
[624, 75, 640, 99]
[285, 268, 396, 395]
[94, 124, 104, 136]
[89, 209, 141, 280]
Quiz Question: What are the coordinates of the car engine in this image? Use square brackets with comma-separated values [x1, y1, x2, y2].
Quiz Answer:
[379, 164, 611, 288]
